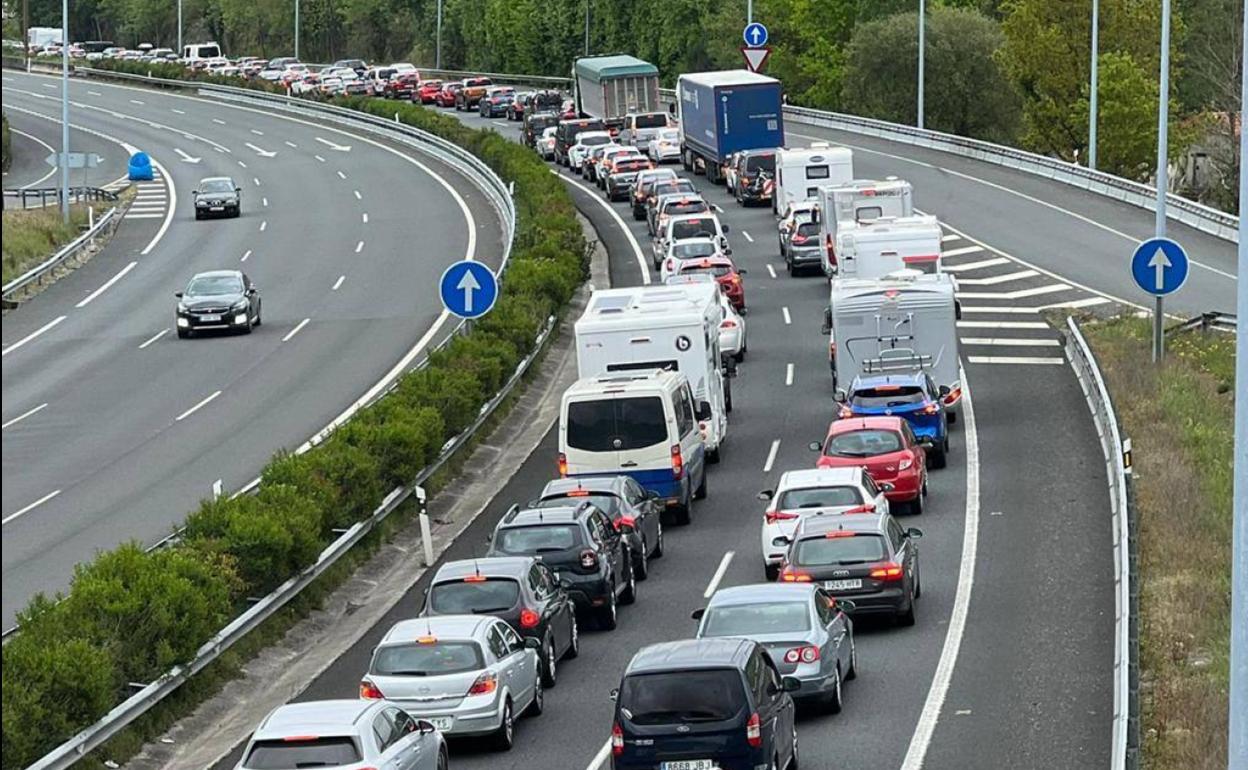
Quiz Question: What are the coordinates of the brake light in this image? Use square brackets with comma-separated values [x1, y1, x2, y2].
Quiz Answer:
[519, 608, 540, 629]
[791, 234, 808, 244]
[616, 515, 637, 531]
[282, 735, 322, 742]
[899, 456, 914, 471]
[464, 574, 487, 582]
[721, 319, 737, 329]
[765, 510, 798, 524]
[943, 386, 963, 405]
[671, 444, 684, 480]
[824, 530, 856, 538]
[838, 406, 854, 419]
[558, 452, 568, 477]
[869, 562, 904, 581]
[746, 712, 762, 747]
[829, 340, 837, 360]
[580, 549, 599, 569]
[730, 274, 742, 285]
[611, 722, 624, 756]
[359, 680, 384, 700]
[843, 504, 876, 514]
[783, 645, 821, 664]
[922, 403, 940, 416]
[780, 568, 812, 583]
[467, 672, 498, 695]
[825, 234, 838, 266]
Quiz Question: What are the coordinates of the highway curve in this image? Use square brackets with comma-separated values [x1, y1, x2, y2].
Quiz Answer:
[0, 70, 506, 626]
[2, 105, 129, 194]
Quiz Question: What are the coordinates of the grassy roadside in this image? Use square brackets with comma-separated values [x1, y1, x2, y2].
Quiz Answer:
[1083, 316, 1232, 769]
[2, 205, 91, 284]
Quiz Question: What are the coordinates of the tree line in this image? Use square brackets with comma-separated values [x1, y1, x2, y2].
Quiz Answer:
[10, 0, 1241, 210]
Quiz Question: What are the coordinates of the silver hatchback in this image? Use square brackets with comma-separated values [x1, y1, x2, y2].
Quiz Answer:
[360, 615, 544, 751]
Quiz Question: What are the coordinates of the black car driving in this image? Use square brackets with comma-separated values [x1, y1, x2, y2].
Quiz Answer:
[531, 475, 664, 580]
[193, 176, 241, 219]
[175, 269, 261, 337]
[422, 556, 578, 687]
[486, 501, 636, 630]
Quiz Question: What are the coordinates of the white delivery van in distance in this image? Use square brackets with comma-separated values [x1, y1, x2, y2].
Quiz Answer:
[833, 214, 943, 281]
[182, 42, 222, 62]
[773, 143, 853, 214]
[818, 178, 914, 278]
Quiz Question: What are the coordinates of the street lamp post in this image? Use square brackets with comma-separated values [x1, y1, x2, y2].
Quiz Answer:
[60, 0, 70, 224]
[917, 0, 925, 130]
[177, 0, 182, 57]
[1089, 0, 1099, 169]
[584, 0, 590, 56]
[435, 0, 442, 69]
[294, 0, 300, 60]
[1151, 0, 1171, 362]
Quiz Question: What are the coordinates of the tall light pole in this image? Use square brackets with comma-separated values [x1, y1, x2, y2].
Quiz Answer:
[1088, 0, 1099, 169]
[59, 0, 70, 224]
[747, 0, 752, 24]
[584, 0, 590, 56]
[435, 0, 442, 69]
[177, 0, 182, 57]
[1151, 0, 1171, 362]
[917, 0, 925, 130]
[294, 0, 300, 59]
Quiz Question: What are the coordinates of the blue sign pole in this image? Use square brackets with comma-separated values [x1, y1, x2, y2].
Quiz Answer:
[439, 261, 499, 320]
[1153, 0, 1172, 362]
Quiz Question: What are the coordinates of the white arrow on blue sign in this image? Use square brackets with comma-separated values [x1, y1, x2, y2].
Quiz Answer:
[439, 260, 499, 319]
[743, 22, 769, 48]
[1130, 237, 1189, 297]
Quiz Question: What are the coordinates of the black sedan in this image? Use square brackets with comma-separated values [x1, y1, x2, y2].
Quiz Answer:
[531, 475, 664, 580]
[192, 176, 241, 219]
[422, 556, 578, 687]
[175, 269, 261, 337]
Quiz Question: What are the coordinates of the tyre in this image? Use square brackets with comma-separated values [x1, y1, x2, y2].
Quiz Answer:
[725, 380, 734, 413]
[824, 667, 843, 714]
[240, 317, 253, 335]
[564, 615, 580, 658]
[651, 521, 664, 558]
[176, 327, 190, 339]
[620, 560, 637, 605]
[845, 638, 858, 680]
[909, 490, 924, 515]
[693, 469, 707, 500]
[672, 494, 692, 526]
[929, 447, 947, 470]
[437, 747, 449, 770]
[897, 589, 917, 627]
[598, 589, 619, 630]
[253, 304, 262, 327]
[491, 700, 515, 751]
[765, 563, 780, 582]
[947, 409, 958, 424]
[194, 210, 203, 220]
[541, 636, 558, 687]
[526, 675, 544, 716]
[633, 538, 650, 580]
[707, 446, 721, 464]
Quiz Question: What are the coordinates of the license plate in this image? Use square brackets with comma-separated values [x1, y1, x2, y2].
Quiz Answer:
[824, 579, 862, 591]
[426, 716, 453, 731]
[209, 206, 223, 212]
[661, 761, 714, 770]
[199, 314, 221, 322]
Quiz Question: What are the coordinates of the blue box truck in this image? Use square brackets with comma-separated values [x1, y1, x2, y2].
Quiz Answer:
[676, 70, 784, 185]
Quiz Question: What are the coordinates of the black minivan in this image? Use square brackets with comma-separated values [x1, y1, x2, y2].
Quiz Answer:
[611, 638, 800, 770]
[555, 118, 607, 166]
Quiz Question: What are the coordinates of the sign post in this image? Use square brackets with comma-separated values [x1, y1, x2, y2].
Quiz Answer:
[439, 260, 499, 320]
[1129, 237, 1189, 360]
[741, 22, 770, 74]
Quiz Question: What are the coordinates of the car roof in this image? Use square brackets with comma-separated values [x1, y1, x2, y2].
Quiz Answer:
[541, 476, 625, 497]
[777, 467, 863, 489]
[255, 699, 374, 740]
[828, 416, 906, 434]
[433, 556, 533, 582]
[738, 148, 777, 158]
[707, 582, 816, 606]
[626, 638, 755, 674]
[199, 176, 235, 184]
[190, 269, 243, 279]
[794, 511, 889, 538]
[502, 503, 593, 526]
[381, 615, 492, 645]
[851, 373, 926, 390]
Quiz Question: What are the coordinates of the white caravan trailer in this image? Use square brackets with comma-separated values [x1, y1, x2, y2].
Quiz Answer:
[773, 143, 853, 214]
[818, 178, 915, 278]
[831, 214, 942, 281]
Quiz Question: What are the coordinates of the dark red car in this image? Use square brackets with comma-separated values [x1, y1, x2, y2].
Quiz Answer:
[417, 79, 443, 104]
[673, 256, 747, 312]
[811, 416, 930, 514]
[384, 72, 420, 99]
[436, 82, 463, 107]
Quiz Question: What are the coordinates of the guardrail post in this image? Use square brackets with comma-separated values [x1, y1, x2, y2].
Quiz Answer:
[416, 485, 435, 567]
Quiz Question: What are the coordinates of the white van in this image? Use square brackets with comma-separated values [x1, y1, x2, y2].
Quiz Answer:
[773, 143, 853, 214]
[824, 272, 962, 419]
[559, 370, 708, 524]
[618, 111, 674, 148]
[832, 214, 943, 281]
[574, 284, 728, 461]
[818, 178, 914, 278]
[182, 42, 222, 62]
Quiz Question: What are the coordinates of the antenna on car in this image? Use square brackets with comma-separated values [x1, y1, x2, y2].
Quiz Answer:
[473, 559, 482, 579]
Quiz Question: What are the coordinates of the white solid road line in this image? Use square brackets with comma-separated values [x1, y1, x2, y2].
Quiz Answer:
[942, 257, 1010, 273]
[1038, 296, 1113, 310]
[767, 264, 777, 279]
[955, 270, 1040, 286]
[958, 305, 1040, 314]
[283, 318, 311, 342]
[241, 249, 253, 262]
[355, 241, 364, 253]
[2, 403, 49, 430]
[139, 155, 177, 256]
[763, 439, 781, 473]
[961, 337, 1061, 347]
[900, 367, 980, 770]
[941, 233, 962, 242]
[332, 275, 345, 291]
[785, 363, 794, 386]
[967, 355, 1065, 365]
[139, 328, 169, 349]
[941, 245, 984, 257]
[742, 230, 754, 243]
[957, 320, 1050, 330]
[703, 551, 735, 598]
[552, 169, 653, 283]
[176, 390, 222, 422]
[75, 260, 137, 308]
[10, 128, 58, 188]
[126, 213, 165, 219]
[585, 739, 613, 770]
[957, 284, 1070, 300]
[782, 306, 791, 325]
[3, 489, 62, 526]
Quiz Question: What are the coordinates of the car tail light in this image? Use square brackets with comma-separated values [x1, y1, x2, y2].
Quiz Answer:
[464, 574, 487, 582]
[791, 234, 808, 244]
[519, 608, 540, 629]
[943, 386, 963, 405]
[731, 274, 742, 285]
[671, 444, 684, 480]
[838, 405, 854, 419]
[824, 531, 856, 538]
[922, 403, 940, 416]
[829, 340, 837, 360]
[746, 712, 762, 747]
[616, 515, 637, 531]
[359, 680, 384, 700]
[783, 645, 821, 664]
[869, 562, 904, 581]
[765, 510, 798, 524]
[282, 735, 322, 742]
[898, 456, 913, 471]
[611, 722, 624, 756]
[558, 452, 568, 477]
[825, 234, 838, 266]
[467, 672, 498, 695]
[843, 504, 876, 514]
[580, 549, 599, 569]
[780, 568, 812, 583]
[721, 319, 737, 329]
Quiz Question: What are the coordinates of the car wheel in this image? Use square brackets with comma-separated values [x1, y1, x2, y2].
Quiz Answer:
[707, 446, 721, 464]
[253, 303, 262, 327]
[176, 327, 190, 339]
[240, 316, 253, 335]
[194, 210, 202, 220]
[492, 700, 514, 751]
[541, 636, 557, 687]
[694, 469, 707, 500]
[437, 746, 449, 770]
[789, 723, 799, 769]
[620, 559, 637, 605]
[787, 258, 795, 277]
[634, 538, 650, 580]
[652, 520, 664, 558]
[724, 379, 733, 413]
[909, 490, 924, 515]
[845, 638, 858, 681]
[947, 409, 958, 424]
[565, 615, 580, 659]
[765, 563, 780, 582]
[914, 565, 922, 599]
[527, 674, 545, 715]
[232, 207, 241, 218]
[598, 588, 618, 630]
[897, 588, 917, 627]
[825, 666, 843, 714]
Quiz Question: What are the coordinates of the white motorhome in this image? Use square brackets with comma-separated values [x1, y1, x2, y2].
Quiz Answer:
[824, 272, 962, 419]
[773, 143, 853, 214]
[575, 284, 729, 461]
[818, 178, 914, 278]
[182, 42, 222, 62]
[831, 214, 942, 281]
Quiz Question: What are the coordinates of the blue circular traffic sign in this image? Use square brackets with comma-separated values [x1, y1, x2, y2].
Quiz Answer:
[1130, 237, 1189, 297]
[439, 260, 499, 319]
[743, 22, 769, 47]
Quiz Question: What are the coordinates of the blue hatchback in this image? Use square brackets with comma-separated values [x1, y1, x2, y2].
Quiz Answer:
[838, 373, 950, 469]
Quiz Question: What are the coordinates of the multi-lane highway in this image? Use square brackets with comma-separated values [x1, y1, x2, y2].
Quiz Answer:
[0, 70, 506, 624]
[2, 106, 129, 194]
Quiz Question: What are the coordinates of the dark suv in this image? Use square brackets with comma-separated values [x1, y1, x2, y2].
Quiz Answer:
[729, 149, 777, 206]
[555, 118, 606, 166]
[422, 556, 578, 687]
[522, 111, 560, 148]
[531, 476, 664, 580]
[611, 638, 800, 770]
[487, 501, 636, 630]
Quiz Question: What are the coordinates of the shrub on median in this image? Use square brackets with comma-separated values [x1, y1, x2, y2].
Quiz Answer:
[0, 82, 586, 767]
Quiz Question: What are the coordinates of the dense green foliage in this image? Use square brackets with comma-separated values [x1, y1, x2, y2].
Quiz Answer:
[0, 86, 586, 769]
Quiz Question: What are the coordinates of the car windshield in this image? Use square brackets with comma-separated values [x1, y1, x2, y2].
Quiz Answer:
[851, 386, 926, 408]
[702, 601, 811, 637]
[429, 579, 520, 614]
[536, 492, 619, 514]
[243, 737, 361, 769]
[825, 429, 903, 457]
[673, 242, 717, 259]
[794, 533, 887, 566]
[620, 670, 744, 725]
[200, 179, 234, 193]
[186, 274, 243, 296]
[777, 486, 863, 509]
[495, 524, 584, 554]
[744, 154, 776, 174]
[671, 219, 717, 240]
[566, 396, 667, 452]
[371, 641, 484, 676]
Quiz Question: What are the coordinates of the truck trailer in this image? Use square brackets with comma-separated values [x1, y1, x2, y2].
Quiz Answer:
[573, 55, 661, 130]
[676, 70, 784, 185]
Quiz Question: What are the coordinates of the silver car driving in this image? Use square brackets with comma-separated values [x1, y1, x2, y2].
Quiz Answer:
[359, 615, 543, 751]
[694, 582, 856, 713]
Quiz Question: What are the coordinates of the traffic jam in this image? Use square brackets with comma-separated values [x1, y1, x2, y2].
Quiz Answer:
[237, 56, 967, 770]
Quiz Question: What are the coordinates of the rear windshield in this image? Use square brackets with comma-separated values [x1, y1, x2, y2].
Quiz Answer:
[666, 200, 710, 216]
[371, 641, 484, 676]
[671, 219, 718, 240]
[794, 534, 888, 566]
[244, 737, 361, 769]
[672, 241, 718, 259]
[824, 429, 903, 457]
[429, 578, 520, 614]
[581, 134, 612, 147]
[806, 165, 830, 179]
[657, 129, 680, 142]
[466, 78, 491, 86]
[566, 396, 668, 452]
[615, 159, 650, 173]
[776, 486, 863, 510]
[620, 670, 745, 724]
[701, 602, 810, 637]
[653, 181, 696, 198]
[744, 154, 776, 173]
[495, 524, 585, 554]
[633, 113, 669, 129]
[680, 263, 733, 278]
[795, 222, 820, 238]
[536, 493, 620, 514]
[530, 114, 559, 128]
[851, 386, 926, 408]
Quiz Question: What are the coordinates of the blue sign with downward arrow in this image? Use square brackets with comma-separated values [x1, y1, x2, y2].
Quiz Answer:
[439, 260, 499, 319]
[743, 22, 769, 47]
[1130, 237, 1189, 297]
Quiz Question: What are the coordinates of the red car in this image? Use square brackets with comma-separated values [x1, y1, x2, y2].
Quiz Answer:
[673, 255, 747, 312]
[811, 416, 929, 514]
[417, 79, 443, 104]
[436, 82, 463, 107]
[384, 72, 420, 99]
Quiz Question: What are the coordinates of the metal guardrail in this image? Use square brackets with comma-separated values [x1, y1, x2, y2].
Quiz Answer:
[2, 206, 119, 304]
[3, 186, 120, 210]
[1064, 317, 1140, 770]
[1166, 310, 1238, 334]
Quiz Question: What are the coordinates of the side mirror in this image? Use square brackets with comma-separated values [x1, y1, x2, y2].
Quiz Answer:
[721, 223, 730, 233]
[247, 287, 258, 295]
[757, 489, 775, 501]
[834, 598, 857, 613]
[696, 401, 713, 421]
[559, 577, 574, 591]
[939, 385, 951, 397]
[907, 527, 924, 539]
[191, 190, 199, 195]
[609, 687, 619, 702]
[781, 676, 802, 693]
[808, 440, 823, 453]
[690, 608, 705, 621]
[174, 291, 183, 298]
[416, 719, 437, 735]
[737, 268, 748, 275]
[235, 186, 242, 193]
[524, 636, 543, 649]
[833, 390, 847, 404]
